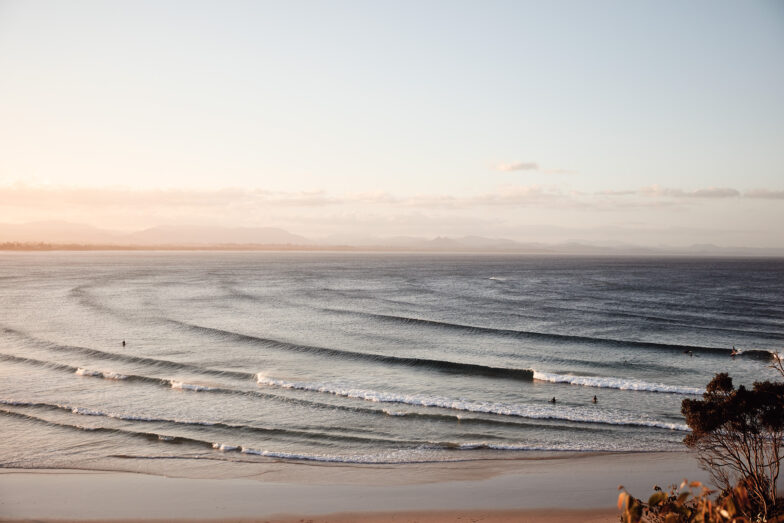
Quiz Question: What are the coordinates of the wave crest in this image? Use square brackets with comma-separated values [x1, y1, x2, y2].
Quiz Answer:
[532, 371, 703, 395]
[75, 368, 128, 380]
[169, 380, 217, 391]
[256, 374, 688, 431]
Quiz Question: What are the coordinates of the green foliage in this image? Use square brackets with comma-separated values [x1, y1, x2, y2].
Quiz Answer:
[618, 480, 753, 523]
[681, 371, 784, 515]
[618, 353, 784, 522]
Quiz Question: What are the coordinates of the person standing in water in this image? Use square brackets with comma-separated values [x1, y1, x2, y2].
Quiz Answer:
[122, 340, 125, 347]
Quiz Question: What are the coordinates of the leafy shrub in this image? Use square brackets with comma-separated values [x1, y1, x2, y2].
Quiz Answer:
[618, 480, 753, 522]
[681, 363, 784, 515]
[618, 353, 784, 522]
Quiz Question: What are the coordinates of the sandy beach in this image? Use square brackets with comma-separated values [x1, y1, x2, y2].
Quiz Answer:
[0, 511, 617, 523]
[0, 451, 707, 522]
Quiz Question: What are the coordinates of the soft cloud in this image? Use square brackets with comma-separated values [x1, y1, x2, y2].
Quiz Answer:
[596, 190, 637, 196]
[639, 185, 740, 198]
[343, 191, 399, 204]
[745, 189, 784, 199]
[496, 162, 575, 174]
[597, 185, 784, 202]
[598, 185, 742, 199]
[497, 162, 539, 172]
[0, 182, 778, 236]
[540, 168, 577, 174]
[398, 185, 566, 209]
[0, 184, 347, 209]
[0, 182, 781, 248]
[0, 183, 582, 234]
[469, 185, 563, 206]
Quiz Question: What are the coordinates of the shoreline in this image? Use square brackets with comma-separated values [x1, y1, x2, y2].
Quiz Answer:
[0, 509, 618, 523]
[3, 248, 782, 259]
[0, 451, 707, 521]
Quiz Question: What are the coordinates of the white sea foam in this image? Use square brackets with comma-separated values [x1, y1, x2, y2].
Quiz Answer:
[236, 441, 670, 464]
[532, 370, 704, 395]
[169, 380, 216, 391]
[382, 409, 407, 416]
[75, 368, 101, 377]
[75, 368, 127, 380]
[256, 374, 688, 431]
[212, 443, 240, 452]
[449, 441, 595, 451]
[0, 399, 31, 406]
[101, 371, 128, 380]
[239, 447, 434, 463]
[70, 407, 104, 416]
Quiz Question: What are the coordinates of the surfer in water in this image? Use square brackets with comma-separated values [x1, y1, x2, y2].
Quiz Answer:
[593, 395, 597, 404]
[730, 346, 739, 358]
[122, 340, 126, 347]
[550, 397, 557, 404]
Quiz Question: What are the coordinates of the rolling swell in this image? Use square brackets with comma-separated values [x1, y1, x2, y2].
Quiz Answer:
[377, 409, 615, 433]
[0, 351, 536, 425]
[168, 320, 535, 380]
[320, 308, 775, 359]
[5, 352, 686, 433]
[0, 407, 216, 449]
[256, 375, 689, 431]
[0, 326, 257, 381]
[0, 399, 434, 447]
[532, 370, 704, 395]
[0, 352, 290, 403]
[537, 304, 784, 340]
[0, 398, 613, 440]
[0, 353, 81, 375]
[0, 352, 643, 434]
[0, 352, 174, 387]
[0, 405, 618, 464]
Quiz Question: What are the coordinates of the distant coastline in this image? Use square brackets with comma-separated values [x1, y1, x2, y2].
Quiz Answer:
[2, 241, 783, 257]
[0, 241, 366, 252]
[0, 241, 552, 253]
[2, 221, 783, 256]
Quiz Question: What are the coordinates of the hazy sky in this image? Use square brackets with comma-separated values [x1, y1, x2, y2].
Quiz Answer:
[1, 1, 782, 246]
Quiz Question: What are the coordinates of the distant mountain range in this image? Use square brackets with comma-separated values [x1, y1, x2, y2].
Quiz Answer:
[1, 221, 783, 256]
[0, 221, 310, 246]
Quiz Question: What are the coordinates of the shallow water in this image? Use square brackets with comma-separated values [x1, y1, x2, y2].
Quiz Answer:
[1, 252, 782, 470]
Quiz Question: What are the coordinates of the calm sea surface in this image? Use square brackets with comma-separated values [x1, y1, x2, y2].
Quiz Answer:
[1, 252, 782, 471]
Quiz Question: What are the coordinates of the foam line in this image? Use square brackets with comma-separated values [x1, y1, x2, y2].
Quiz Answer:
[256, 375, 689, 431]
[318, 308, 775, 359]
[532, 371, 704, 395]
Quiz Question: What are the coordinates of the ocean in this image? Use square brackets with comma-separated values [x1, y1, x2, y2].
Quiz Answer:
[1, 252, 782, 473]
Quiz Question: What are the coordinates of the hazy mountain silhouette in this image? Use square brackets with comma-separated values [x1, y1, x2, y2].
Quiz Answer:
[126, 225, 311, 245]
[1, 221, 782, 255]
[0, 221, 122, 244]
[0, 221, 308, 246]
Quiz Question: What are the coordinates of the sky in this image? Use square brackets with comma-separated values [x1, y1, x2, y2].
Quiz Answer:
[0, 0, 782, 246]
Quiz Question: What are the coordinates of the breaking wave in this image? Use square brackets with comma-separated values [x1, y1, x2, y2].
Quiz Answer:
[318, 309, 776, 360]
[256, 375, 689, 431]
[75, 368, 128, 380]
[169, 320, 534, 380]
[532, 371, 704, 395]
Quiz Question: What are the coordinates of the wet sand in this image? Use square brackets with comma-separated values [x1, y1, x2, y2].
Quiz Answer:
[0, 451, 706, 521]
[0, 511, 618, 522]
